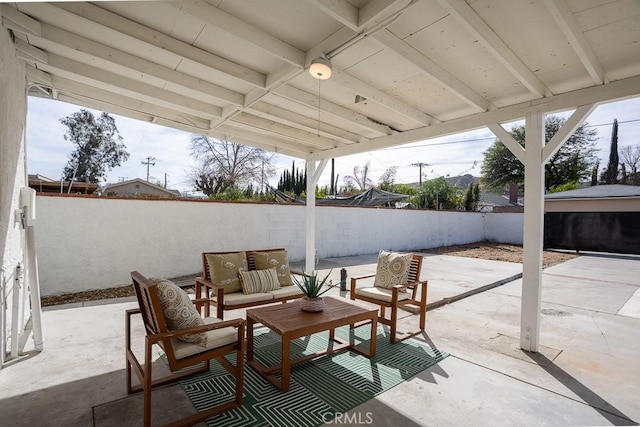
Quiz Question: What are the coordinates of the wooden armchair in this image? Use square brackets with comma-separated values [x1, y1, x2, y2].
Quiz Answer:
[350, 253, 427, 343]
[126, 271, 245, 427]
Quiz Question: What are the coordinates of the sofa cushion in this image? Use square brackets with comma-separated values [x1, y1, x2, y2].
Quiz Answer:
[215, 292, 273, 306]
[239, 268, 281, 294]
[171, 317, 238, 359]
[253, 250, 293, 286]
[268, 286, 304, 299]
[373, 250, 413, 289]
[205, 251, 248, 293]
[151, 278, 206, 346]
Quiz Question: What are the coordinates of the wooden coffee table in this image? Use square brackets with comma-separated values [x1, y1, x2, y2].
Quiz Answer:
[246, 296, 378, 392]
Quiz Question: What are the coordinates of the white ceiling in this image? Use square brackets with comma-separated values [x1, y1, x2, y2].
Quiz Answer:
[3, 0, 640, 160]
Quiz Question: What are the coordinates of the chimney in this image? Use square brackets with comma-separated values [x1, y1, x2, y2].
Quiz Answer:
[509, 184, 519, 204]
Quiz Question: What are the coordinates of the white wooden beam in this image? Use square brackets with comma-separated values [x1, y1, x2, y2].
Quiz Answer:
[487, 123, 525, 164]
[51, 2, 266, 88]
[232, 112, 341, 150]
[438, 0, 549, 98]
[0, 4, 41, 36]
[275, 85, 392, 136]
[25, 64, 52, 86]
[310, 0, 359, 31]
[374, 29, 491, 111]
[305, 159, 329, 273]
[50, 75, 212, 130]
[35, 22, 243, 107]
[14, 37, 48, 64]
[331, 68, 435, 126]
[216, 123, 314, 156]
[176, 0, 305, 68]
[309, 74, 640, 160]
[520, 110, 545, 352]
[542, 104, 596, 163]
[543, 0, 605, 85]
[42, 54, 223, 119]
[52, 92, 211, 134]
[358, 0, 409, 29]
[248, 101, 361, 145]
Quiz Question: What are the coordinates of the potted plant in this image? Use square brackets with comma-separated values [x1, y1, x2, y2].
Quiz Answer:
[293, 270, 332, 312]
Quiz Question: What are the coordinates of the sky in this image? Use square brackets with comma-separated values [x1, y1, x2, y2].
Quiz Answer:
[26, 96, 640, 195]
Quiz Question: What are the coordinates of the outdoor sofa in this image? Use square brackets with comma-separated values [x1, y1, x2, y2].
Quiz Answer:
[195, 248, 303, 319]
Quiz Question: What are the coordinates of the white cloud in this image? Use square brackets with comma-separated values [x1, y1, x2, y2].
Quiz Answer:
[27, 95, 640, 192]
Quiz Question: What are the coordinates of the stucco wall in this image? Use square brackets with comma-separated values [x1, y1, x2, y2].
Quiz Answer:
[35, 195, 523, 296]
[1, 29, 27, 360]
[484, 212, 524, 244]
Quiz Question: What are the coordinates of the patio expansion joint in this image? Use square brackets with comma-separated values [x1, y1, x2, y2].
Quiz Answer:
[426, 273, 523, 310]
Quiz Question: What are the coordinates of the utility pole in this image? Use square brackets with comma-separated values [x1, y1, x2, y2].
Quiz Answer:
[411, 162, 429, 186]
[141, 156, 156, 182]
[330, 158, 335, 195]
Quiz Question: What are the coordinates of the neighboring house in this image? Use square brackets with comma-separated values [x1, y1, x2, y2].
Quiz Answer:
[481, 191, 521, 213]
[545, 184, 640, 212]
[102, 178, 181, 198]
[28, 174, 99, 194]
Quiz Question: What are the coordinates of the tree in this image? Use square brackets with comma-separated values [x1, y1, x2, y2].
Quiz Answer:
[620, 144, 640, 185]
[480, 115, 598, 190]
[189, 135, 275, 196]
[378, 166, 398, 191]
[415, 177, 463, 210]
[343, 161, 374, 192]
[600, 118, 619, 184]
[277, 161, 306, 195]
[464, 181, 481, 211]
[60, 109, 129, 183]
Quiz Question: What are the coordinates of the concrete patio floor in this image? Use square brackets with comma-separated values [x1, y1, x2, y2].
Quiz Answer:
[1, 252, 638, 426]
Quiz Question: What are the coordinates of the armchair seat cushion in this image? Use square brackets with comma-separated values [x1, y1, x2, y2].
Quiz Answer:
[214, 292, 274, 306]
[354, 286, 412, 303]
[170, 317, 240, 359]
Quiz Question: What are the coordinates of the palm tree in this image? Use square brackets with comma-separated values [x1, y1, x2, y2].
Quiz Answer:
[343, 161, 374, 192]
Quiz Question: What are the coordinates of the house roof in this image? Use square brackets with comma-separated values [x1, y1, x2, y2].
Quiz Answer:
[5, 1, 639, 161]
[545, 184, 640, 200]
[102, 178, 181, 196]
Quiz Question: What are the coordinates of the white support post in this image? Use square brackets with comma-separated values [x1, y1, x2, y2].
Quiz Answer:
[304, 159, 328, 273]
[520, 110, 545, 352]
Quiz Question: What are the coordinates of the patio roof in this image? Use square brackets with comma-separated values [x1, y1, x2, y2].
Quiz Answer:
[3, 0, 640, 355]
[3, 0, 640, 160]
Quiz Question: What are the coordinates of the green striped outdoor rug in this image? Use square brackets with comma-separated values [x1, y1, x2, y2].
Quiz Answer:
[181, 324, 448, 427]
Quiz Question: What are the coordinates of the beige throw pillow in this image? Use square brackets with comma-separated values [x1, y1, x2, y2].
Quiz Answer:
[239, 268, 281, 294]
[205, 252, 248, 293]
[373, 250, 413, 289]
[253, 250, 293, 286]
[151, 278, 206, 346]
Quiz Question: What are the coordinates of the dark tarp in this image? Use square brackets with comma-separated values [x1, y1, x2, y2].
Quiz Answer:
[266, 185, 409, 207]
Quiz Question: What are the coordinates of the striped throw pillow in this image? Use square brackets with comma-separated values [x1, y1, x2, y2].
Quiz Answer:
[239, 268, 281, 294]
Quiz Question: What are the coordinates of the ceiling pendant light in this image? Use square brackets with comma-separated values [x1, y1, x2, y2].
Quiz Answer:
[309, 56, 332, 80]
